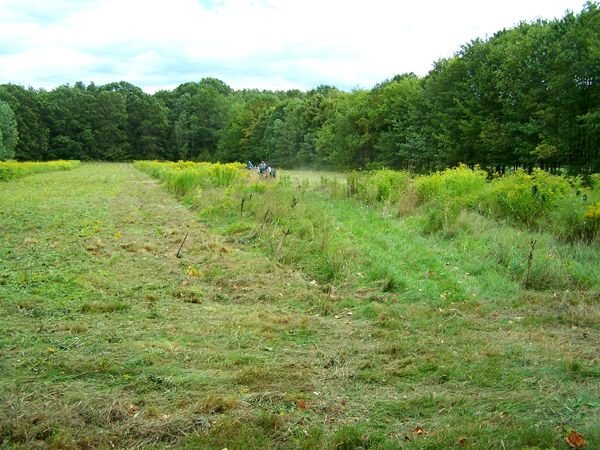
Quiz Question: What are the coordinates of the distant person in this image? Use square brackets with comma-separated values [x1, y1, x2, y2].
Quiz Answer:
[258, 161, 267, 175]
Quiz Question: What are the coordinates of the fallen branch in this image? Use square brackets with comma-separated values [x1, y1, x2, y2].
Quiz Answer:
[176, 231, 189, 258]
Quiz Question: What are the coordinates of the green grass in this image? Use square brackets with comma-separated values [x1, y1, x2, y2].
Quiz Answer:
[1, 163, 598, 449]
[281, 169, 347, 185]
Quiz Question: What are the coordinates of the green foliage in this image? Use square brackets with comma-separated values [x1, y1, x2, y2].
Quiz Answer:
[414, 164, 488, 204]
[0, 160, 80, 181]
[549, 195, 600, 244]
[251, 185, 354, 283]
[0, 100, 18, 160]
[483, 169, 573, 227]
[133, 161, 247, 199]
[341, 165, 600, 245]
[346, 169, 412, 204]
[0, 84, 48, 160]
[422, 201, 463, 236]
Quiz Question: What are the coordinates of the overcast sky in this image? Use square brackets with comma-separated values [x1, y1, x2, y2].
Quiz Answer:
[0, 0, 590, 93]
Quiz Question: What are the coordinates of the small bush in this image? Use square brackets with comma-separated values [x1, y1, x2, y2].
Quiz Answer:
[422, 200, 462, 236]
[414, 164, 487, 205]
[0, 160, 80, 181]
[550, 196, 600, 244]
[413, 165, 487, 236]
[483, 169, 572, 227]
[133, 161, 247, 199]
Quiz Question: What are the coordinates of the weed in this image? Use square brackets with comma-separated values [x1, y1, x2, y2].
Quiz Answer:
[0, 160, 80, 181]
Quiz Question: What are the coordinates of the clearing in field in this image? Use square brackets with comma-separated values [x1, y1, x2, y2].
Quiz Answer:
[0, 163, 598, 449]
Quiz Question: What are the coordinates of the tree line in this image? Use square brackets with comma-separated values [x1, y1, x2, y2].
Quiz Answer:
[1, 2, 598, 173]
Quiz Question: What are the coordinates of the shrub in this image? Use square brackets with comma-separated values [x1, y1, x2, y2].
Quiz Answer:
[550, 194, 600, 244]
[0, 160, 80, 181]
[483, 169, 572, 227]
[134, 161, 247, 198]
[412, 165, 486, 236]
[422, 200, 462, 236]
[413, 164, 487, 205]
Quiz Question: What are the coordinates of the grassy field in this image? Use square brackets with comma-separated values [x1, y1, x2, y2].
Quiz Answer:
[280, 169, 347, 186]
[1, 163, 598, 449]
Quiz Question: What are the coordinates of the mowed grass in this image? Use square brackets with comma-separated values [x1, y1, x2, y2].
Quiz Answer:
[1, 164, 599, 449]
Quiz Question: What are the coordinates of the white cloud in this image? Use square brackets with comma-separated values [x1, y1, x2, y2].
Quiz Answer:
[0, 0, 589, 92]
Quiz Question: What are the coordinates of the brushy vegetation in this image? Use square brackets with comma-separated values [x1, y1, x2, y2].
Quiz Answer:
[136, 160, 600, 295]
[133, 160, 248, 199]
[0, 159, 80, 181]
[1, 162, 598, 449]
[137, 161, 599, 448]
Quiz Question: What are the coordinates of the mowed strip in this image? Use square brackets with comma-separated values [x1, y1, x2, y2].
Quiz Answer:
[0, 163, 342, 448]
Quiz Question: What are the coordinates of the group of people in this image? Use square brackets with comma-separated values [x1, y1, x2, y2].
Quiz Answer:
[247, 160, 277, 178]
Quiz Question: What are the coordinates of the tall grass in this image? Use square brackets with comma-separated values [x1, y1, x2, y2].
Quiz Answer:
[338, 165, 600, 245]
[346, 169, 411, 204]
[137, 162, 599, 296]
[133, 162, 598, 447]
[133, 161, 248, 200]
[413, 164, 488, 205]
[0, 160, 81, 181]
[482, 169, 574, 226]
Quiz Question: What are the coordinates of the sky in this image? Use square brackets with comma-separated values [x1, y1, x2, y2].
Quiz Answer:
[0, 0, 591, 93]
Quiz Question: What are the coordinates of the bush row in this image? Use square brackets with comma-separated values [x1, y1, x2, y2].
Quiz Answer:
[0, 160, 80, 181]
[340, 165, 600, 244]
[133, 161, 248, 199]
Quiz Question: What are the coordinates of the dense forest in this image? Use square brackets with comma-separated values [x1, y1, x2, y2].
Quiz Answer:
[1, 3, 598, 172]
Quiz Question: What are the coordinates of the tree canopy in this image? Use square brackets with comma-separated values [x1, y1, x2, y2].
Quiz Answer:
[0, 100, 18, 160]
[1, 3, 598, 172]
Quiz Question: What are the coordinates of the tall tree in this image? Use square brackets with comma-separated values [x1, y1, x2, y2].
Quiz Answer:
[369, 74, 423, 168]
[0, 100, 18, 160]
[89, 90, 129, 160]
[100, 82, 170, 160]
[44, 84, 95, 160]
[171, 79, 234, 160]
[0, 84, 48, 161]
[216, 92, 279, 163]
